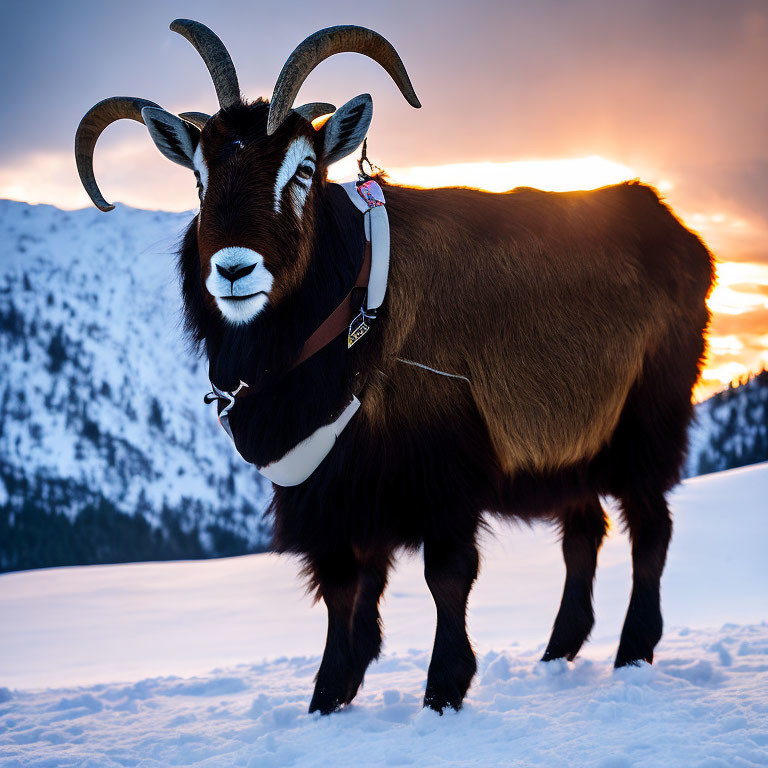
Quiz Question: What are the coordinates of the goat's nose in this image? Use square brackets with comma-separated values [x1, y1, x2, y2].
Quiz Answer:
[216, 262, 257, 283]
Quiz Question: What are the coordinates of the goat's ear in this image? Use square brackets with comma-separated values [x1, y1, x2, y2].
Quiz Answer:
[141, 106, 200, 170]
[320, 94, 373, 167]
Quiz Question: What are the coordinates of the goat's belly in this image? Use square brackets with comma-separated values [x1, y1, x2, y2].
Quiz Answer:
[470, 316, 658, 474]
[479, 373, 639, 475]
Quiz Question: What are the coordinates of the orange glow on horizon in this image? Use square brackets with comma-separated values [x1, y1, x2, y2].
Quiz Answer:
[389, 156, 650, 193]
[331, 153, 665, 194]
[708, 262, 768, 316]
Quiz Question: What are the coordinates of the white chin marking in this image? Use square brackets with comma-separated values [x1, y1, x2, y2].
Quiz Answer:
[215, 293, 269, 324]
[206, 246, 273, 325]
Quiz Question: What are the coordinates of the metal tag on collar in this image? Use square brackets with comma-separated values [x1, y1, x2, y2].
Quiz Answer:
[204, 380, 249, 441]
[348, 306, 376, 348]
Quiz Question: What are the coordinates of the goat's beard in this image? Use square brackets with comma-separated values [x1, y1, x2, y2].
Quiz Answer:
[214, 292, 269, 325]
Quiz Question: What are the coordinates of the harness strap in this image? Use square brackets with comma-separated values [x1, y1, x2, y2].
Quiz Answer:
[290, 240, 372, 370]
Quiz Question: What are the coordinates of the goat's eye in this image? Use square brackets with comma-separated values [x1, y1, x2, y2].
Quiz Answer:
[196, 179, 204, 203]
[295, 163, 314, 181]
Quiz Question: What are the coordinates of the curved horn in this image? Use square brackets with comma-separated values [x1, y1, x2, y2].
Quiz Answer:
[170, 19, 240, 109]
[179, 111, 211, 130]
[267, 26, 420, 135]
[75, 96, 161, 212]
[293, 102, 336, 122]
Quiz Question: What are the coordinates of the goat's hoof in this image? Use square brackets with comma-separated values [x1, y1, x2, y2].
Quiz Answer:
[541, 642, 582, 663]
[614, 650, 654, 668]
[308, 687, 345, 715]
[423, 681, 465, 714]
[615, 613, 661, 668]
[543, 613, 593, 663]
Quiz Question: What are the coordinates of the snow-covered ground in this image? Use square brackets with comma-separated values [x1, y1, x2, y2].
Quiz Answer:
[1, 463, 766, 766]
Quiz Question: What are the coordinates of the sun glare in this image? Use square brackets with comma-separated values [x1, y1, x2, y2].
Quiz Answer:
[708, 262, 768, 315]
[391, 155, 639, 193]
[374, 155, 639, 194]
[701, 361, 750, 386]
[708, 335, 745, 354]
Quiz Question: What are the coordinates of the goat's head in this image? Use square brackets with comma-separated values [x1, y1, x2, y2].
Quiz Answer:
[76, 20, 419, 327]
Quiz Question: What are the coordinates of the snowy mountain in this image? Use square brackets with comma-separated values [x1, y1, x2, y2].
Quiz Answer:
[686, 369, 768, 477]
[0, 463, 766, 766]
[0, 200, 272, 572]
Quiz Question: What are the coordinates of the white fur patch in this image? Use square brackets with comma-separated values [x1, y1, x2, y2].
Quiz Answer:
[206, 246, 273, 325]
[215, 293, 269, 324]
[193, 144, 208, 200]
[273, 136, 315, 216]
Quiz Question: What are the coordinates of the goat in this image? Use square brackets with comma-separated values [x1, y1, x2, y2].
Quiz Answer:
[75, 19, 714, 714]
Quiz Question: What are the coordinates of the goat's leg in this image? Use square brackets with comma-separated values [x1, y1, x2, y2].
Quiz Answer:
[343, 552, 391, 704]
[308, 550, 390, 714]
[423, 537, 479, 713]
[542, 494, 608, 661]
[308, 549, 360, 714]
[615, 492, 672, 667]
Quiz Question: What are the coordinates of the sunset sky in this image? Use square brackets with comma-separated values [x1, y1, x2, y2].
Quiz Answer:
[2, 0, 767, 396]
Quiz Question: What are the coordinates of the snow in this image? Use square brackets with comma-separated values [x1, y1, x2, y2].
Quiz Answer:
[0, 464, 766, 766]
[2, 625, 767, 767]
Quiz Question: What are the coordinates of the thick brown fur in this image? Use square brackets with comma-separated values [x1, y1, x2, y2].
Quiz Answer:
[172, 99, 713, 715]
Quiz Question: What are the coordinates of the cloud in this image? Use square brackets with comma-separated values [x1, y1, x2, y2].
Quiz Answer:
[730, 283, 768, 297]
[710, 308, 768, 337]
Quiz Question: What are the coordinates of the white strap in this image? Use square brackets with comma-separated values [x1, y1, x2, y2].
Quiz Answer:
[341, 181, 390, 310]
[341, 180, 369, 213]
[257, 396, 360, 486]
[366, 205, 389, 310]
